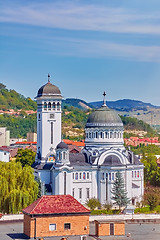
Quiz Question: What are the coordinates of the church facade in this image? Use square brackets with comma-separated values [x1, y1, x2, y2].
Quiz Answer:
[34, 77, 144, 206]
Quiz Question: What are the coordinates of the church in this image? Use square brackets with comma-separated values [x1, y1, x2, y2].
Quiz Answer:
[34, 76, 144, 206]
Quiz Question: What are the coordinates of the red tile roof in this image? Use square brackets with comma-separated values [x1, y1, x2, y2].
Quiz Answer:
[23, 195, 90, 215]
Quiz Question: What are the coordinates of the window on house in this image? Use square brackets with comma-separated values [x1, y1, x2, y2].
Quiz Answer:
[49, 224, 56, 231]
[64, 223, 71, 230]
[4, 152, 6, 155]
[87, 172, 89, 179]
[86, 188, 89, 199]
[79, 188, 82, 199]
[81, 237, 87, 240]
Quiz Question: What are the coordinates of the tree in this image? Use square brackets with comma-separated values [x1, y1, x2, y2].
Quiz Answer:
[0, 161, 38, 214]
[111, 171, 130, 209]
[16, 148, 36, 167]
[86, 198, 101, 211]
[144, 186, 160, 210]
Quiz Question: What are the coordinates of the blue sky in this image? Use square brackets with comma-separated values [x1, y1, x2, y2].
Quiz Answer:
[1, 0, 160, 105]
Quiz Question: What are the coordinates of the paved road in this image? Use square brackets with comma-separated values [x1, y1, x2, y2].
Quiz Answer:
[1, 221, 160, 240]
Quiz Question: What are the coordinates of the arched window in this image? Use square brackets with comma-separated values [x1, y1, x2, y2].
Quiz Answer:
[89, 132, 91, 138]
[57, 102, 60, 110]
[86, 133, 88, 138]
[110, 132, 112, 138]
[52, 102, 56, 110]
[83, 172, 86, 179]
[96, 132, 98, 138]
[44, 102, 47, 110]
[48, 102, 51, 110]
[105, 132, 108, 138]
[92, 132, 94, 138]
[100, 132, 103, 138]
[63, 151, 66, 159]
[114, 132, 116, 138]
[75, 172, 78, 180]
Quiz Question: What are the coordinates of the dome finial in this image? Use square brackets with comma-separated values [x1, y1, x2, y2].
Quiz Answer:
[48, 73, 50, 83]
[102, 91, 106, 106]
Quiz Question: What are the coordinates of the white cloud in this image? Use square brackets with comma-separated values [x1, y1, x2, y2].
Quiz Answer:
[0, 1, 160, 34]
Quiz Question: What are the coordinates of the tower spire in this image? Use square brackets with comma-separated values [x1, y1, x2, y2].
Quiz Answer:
[102, 91, 106, 106]
[48, 73, 50, 83]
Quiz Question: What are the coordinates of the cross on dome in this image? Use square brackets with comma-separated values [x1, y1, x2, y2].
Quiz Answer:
[48, 73, 50, 83]
[102, 91, 106, 106]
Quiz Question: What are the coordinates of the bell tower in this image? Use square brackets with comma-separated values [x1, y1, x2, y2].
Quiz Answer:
[35, 74, 63, 163]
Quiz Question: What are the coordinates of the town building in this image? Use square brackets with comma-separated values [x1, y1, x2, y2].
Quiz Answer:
[0, 127, 10, 147]
[34, 76, 144, 206]
[23, 195, 90, 239]
[27, 132, 37, 142]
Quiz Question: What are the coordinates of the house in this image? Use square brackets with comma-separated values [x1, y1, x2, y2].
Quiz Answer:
[23, 195, 90, 239]
[95, 220, 125, 237]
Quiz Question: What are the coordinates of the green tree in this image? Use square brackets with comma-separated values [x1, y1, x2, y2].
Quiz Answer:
[0, 161, 38, 214]
[16, 148, 36, 167]
[144, 186, 160, 210]
[86, 198, 101, 211]
[111, 171, 130, 209]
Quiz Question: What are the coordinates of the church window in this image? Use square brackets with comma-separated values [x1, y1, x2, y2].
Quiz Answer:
[72, 173, 74, 179]
[38, 113, 40, 119]
[57, 102, 60, 110]
[93, 151, 96, 156]
[114, 132, 116, 138]
[106, 173, 108, 179]
[51, 122, 53, 144]
[137, 171, 139, 178]
[86, 133, 88, 138]
[89, 132, 91, 138]
[79, 188, 82, 199]
[75, 172, 78, 180]
[132, 171, 133, 178]
[112, 173, 114, 181]
[64, 172, 66, 195]
[86, 188, 90, 199]
[59, 152, 62, 160]
[79, 172, 82, 179]
[92, 132, 94, 138]
[96, 132, 98, 138]
[72, 188, 75, 198]
[83, 172, 86, 179]
[109, 173, 111, 181]
[48, 102, 51, 110]
[44, 102, 47, 110]
[87, 172, 89, 179]
[50, 114, 54, 119]
[102, 172, 104, 180]
[105, 132, 108, 138]
[52, 102, 56, 110]
[110, 132, 112, 138]
[135, 171, 136, 178]
[63, 151, 66, 159]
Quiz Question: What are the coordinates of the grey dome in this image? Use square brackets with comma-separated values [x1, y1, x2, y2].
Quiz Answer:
[56, 141, 68, 150]
[86, 106, 123, 127]
[37, 82, 62, 98]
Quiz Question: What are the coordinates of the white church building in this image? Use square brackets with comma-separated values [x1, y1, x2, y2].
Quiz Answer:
[34, 76, 144, 206]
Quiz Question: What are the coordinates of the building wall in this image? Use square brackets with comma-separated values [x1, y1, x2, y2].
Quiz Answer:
[0, 150, 10, 162]
[27, 132, 37, 142]
[24, 214, 89, 238]
[95, 221, 125, 236]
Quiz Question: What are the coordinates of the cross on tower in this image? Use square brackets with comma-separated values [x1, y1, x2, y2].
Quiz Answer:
[48, 73, 50, 83]
[103, 91, 106, 106]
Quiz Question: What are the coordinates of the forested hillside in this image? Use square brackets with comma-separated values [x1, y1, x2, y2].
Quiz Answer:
[0, 83, 36, 110]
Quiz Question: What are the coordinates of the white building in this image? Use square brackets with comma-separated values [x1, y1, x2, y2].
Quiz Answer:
[34, 77, 144, 206]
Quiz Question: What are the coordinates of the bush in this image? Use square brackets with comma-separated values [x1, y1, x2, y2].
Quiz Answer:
[86, 198, 101, 211]
[103, 201, 113, 211]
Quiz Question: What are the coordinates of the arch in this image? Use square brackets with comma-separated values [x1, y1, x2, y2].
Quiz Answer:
[44, 102, 47, 110]
[57, 102, 60, 110]
[52, 102, 56, 110]
[48, 102, 51, 110]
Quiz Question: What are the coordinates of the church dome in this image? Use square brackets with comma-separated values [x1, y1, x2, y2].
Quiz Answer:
[86, 105, 123, 127]
[37, 82, 61, 97]
[56, 141, 68, 150]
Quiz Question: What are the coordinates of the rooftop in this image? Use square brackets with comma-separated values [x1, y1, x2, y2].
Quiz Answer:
[22, 195, 90, 215]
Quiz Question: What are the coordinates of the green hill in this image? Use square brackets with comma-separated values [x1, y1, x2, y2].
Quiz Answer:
[0, 83, 36, 110]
